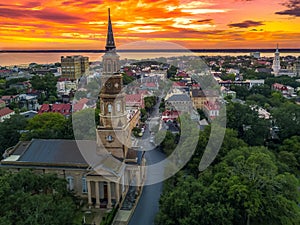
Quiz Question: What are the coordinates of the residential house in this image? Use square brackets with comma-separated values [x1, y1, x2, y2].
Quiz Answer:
[0, 107, 15, 122]
[38, 103, 72, 117]
[203, 101, 220, 121]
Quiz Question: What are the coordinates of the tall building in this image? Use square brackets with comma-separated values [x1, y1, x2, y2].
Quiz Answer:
[97, 7, 131, 160]
[61, 55, 89, 80]
[272, 44, 281, 76]
[294, 61, 300, 77]
[1, 8, 143, 210]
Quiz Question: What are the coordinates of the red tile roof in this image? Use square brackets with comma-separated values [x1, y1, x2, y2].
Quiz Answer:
[204, 101, 220, 110]
[38, 104, 71, 116]
[1, 95, 18, 100]
[145, 82, 156, 87]
[272, 83, 287, 90]
[161, 110, 180, 121]
[125, 94, 144, 108]
[0, 107, 14, 117]
[176, 71, 189, 77]
[173, 82, 186, 87]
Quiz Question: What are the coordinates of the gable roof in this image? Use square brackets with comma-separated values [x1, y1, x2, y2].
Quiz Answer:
[2, 139, 125, 177]
[4, 140, 89, 167]
[0, 107, 14, 117]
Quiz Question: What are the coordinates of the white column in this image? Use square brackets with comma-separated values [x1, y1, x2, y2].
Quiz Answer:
[87, 180, 92, 206]
[107, 182, 112, 208]
[136, 171, 141, 189]
[116, 183, 120, 203]
[95, 181, 100, 208]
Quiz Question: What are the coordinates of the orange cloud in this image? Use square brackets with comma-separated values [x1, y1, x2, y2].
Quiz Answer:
[0, 0, 299, 50]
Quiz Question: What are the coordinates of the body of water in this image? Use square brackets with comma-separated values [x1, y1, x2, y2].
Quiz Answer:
[1, 52, 300, 66]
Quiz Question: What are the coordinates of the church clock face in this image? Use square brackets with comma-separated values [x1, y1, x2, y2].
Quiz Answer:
[114, 82, 120, 89]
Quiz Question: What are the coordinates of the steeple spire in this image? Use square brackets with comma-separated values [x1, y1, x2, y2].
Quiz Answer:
[276, 43, 279, 53]
[105, 8, 116, 52]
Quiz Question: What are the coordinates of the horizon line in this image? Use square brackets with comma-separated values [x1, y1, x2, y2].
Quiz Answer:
[1, 48, 300, 53]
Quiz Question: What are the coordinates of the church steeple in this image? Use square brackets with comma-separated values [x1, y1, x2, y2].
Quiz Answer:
[105, 8, 116, 52]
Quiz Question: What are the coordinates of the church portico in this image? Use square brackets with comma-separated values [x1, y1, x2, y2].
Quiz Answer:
[87, 177, 124, 209]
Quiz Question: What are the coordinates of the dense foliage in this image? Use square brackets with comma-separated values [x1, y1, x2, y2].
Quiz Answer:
[0, 170, 78, 225]
[156, 144, 300, 225]
[156, 87, 300, 225]
[20, 113, 74, 141]
[0, 114, 27, 158]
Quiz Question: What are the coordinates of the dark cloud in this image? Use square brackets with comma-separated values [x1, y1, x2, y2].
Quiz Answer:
[0, 7, 83, 24]
[197, 19, 213, 24]
[250, 28, 264, 32]
[62, 0, 103, 6]
[23, 1, 42, 8]
[275, 0, 300, 17]
[228, 20, 264, 28]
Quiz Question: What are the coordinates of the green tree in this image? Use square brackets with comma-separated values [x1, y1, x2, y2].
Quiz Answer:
[230, 85, 250, 100]
[167, 65, 178, 78]
[0, 170, 78, 225]
[156, 147, 300, 225]
[278, 136, 300, 173]
[21, 113, 71, 140]
[122, 73, 135, 85]
[144, 96, 157, 112]
[226, 102, 269, 146]
[272, 103, 300, 140]
[30, 73, 57, 101]
[72, 108, 96, 140]
[0, 114, 27, 158]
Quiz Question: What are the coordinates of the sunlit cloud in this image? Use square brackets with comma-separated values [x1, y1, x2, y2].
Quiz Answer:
[181, 8, 227, 14]
[0, 0, 299, 49]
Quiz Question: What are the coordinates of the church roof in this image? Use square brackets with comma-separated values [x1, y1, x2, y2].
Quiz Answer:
[2, 140, 89, 168]
[105, 8, 116, 52]
[1, 139, 127, 178]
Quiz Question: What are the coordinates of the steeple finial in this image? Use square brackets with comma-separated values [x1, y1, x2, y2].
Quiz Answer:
[105, 8, 116, 52]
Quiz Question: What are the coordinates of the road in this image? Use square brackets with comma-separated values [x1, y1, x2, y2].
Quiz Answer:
[128, 97, 165, 225]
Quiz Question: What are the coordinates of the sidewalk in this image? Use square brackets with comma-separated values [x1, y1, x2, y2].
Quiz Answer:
[112, 176, 145, 225]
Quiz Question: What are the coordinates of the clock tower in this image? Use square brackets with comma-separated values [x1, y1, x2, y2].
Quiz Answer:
[97, 8, 130, 159]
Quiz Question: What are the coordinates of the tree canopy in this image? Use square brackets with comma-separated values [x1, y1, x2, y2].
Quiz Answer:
[0, 114, 27, 158]
[21, 113, 74, 141]
[156, 147, 300, 225]
[0, 170, 78, 225]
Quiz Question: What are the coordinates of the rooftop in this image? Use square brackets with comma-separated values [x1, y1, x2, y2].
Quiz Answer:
[167, 93, 191, 102]
[2, 139, 89, 167]
[0, 107, 14, 117]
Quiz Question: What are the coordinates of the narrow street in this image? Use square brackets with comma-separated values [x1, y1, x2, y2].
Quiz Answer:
[127, 150, 165, 225]
[128, 97, 165, 225]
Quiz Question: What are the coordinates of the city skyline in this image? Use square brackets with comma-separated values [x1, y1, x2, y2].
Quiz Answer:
[0, 0, 300, 50]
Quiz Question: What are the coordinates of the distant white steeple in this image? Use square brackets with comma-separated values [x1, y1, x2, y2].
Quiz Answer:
[272, 44, 281, 76]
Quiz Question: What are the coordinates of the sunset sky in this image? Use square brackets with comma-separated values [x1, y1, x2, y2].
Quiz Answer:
[0, 0, 300, 50]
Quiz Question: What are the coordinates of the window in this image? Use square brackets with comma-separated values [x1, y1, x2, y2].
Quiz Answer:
[66, 176, 74, 191]
[82, 177, 87, 193]
[108, 104, 112, 113]
[113, 62, 116, 72]
[107, 62, 111, 72]
[116, 102, 121, 112]
[107, 135, 113, 142]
